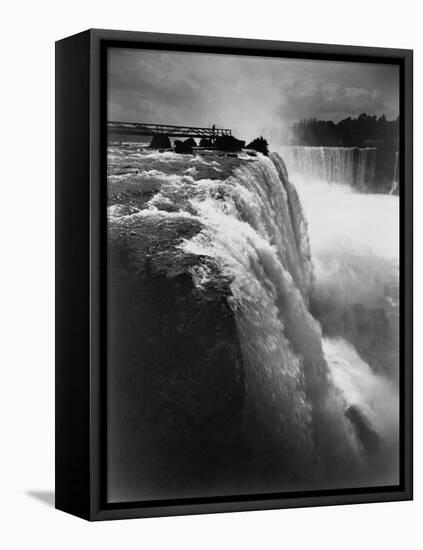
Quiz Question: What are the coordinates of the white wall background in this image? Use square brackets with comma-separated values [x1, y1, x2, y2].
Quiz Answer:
[0, 1, 420, 547]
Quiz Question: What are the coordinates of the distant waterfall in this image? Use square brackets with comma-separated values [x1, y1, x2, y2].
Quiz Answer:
[390, 151, 399, 195]
[280, 146, 377, 189]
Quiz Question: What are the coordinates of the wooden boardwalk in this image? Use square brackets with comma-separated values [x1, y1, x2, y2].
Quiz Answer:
[107, 121, 232, 139]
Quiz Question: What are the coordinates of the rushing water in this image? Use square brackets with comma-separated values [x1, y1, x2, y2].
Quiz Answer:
[390, 151, 399, 194]
[108, 143, 399, 493]
[283, 149, 400, 484]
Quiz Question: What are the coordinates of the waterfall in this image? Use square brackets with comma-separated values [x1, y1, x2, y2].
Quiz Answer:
[179, 153, 379, 487]
[280, 146, 377, 190]
[390, 151, 399, 195]
[109, 145, 399, 491]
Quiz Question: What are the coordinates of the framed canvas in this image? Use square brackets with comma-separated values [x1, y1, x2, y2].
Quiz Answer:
[55, 29, 413, 521]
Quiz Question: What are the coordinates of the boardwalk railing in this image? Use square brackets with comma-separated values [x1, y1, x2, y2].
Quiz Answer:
[107, 121, 232, 139]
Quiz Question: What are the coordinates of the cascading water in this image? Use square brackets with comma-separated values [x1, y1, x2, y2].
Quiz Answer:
[280, 146, 377, 190]
[108, 144, 399, 493]
[279, 145, 400, 485]
[179, 153, 365, 488]
[390, 151, 399, 195]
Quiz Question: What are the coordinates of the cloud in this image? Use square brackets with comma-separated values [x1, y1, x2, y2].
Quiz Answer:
[107, 48, 399, 146]
[280, 81, 392, 122]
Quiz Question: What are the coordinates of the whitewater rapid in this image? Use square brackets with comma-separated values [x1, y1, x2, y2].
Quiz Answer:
[108, 144, 399, 490]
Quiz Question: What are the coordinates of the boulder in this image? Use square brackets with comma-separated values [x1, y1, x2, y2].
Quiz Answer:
[184, 137, 197, 148]
[214, 135, 245, 153]
[149, 134, 171, 149]
[174, 139, 194, 154]
[199, 137, 212, 148]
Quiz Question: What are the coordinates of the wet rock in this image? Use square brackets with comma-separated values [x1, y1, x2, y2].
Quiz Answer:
[312, 300, 395, 377]
[345, 405, 380, 455]
[107, 226, 248, 500]
[214, 135, 245, 152]
[184, 137, 197, 148]
[174, 139, 194, 154]
[149, 134, 171, 149]
[199, 137, 212, 147]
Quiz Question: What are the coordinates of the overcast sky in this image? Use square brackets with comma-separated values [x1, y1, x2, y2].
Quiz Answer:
[107, 47, 399, 146]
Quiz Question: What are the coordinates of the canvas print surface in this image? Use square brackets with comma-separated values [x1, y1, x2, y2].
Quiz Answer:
[106, 48, 400, 503]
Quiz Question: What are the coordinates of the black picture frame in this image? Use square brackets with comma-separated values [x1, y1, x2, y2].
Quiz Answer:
[55, 28, 413, 521]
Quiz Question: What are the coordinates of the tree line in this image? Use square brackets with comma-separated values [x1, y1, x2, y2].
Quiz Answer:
[290, 113, 399, 148]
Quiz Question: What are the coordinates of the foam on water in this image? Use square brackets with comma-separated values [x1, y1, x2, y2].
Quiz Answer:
[108, 144, 400, 487]
[178, 153, 368, 485]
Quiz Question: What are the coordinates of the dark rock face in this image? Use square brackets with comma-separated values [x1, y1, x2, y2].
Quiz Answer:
[246, 136, 269, 156]
[312, 300, 396, 378]
[373, 146, 398, 193]
[107, 230, 248, 501]
[149, 134, 171, 149]
[183, 137, 197, 148]
[351, 147, 396, 193]
[199, 137, 212, 147]
[214, 135, 245, 152]
[345, 405, 380, 455]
